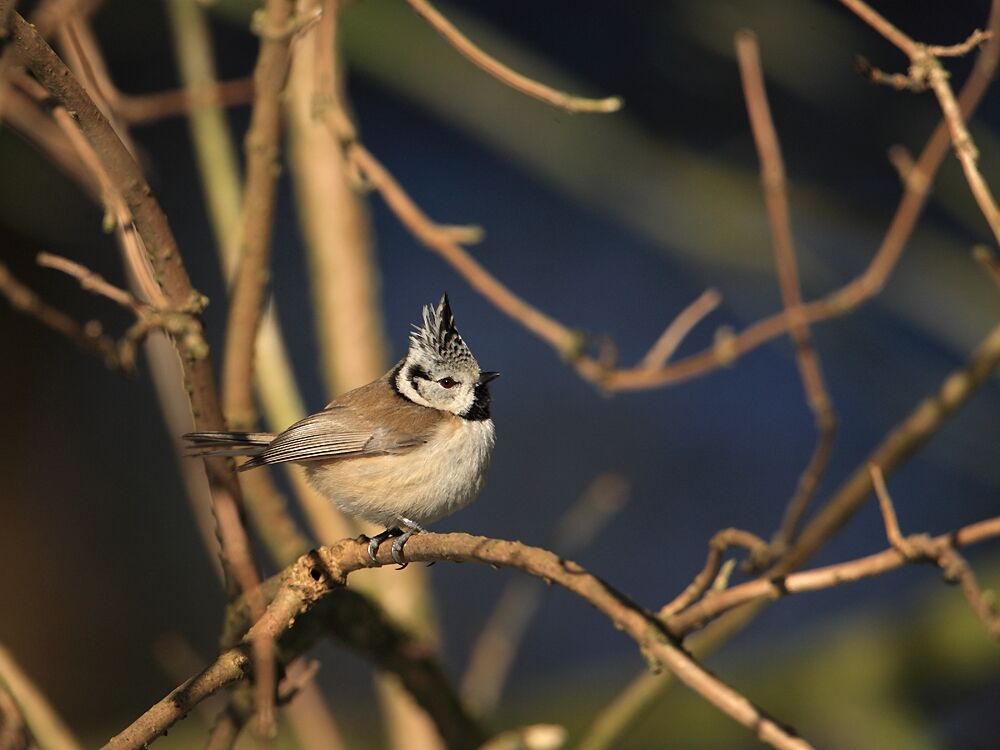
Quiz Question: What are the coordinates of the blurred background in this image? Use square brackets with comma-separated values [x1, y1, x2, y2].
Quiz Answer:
[1, 0, 999, 748]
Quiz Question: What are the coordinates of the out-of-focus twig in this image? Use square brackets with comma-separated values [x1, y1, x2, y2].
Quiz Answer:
[638, 289, 721, 369]
[843, 0, 1000, 247]
[475, 725, 566, 750]
[4, 2, 268, 728]
[222, 0, 295, 431]
[734, 30, 837, 559]
[0, 262, 121, 369]
[291, 0, 386, 395]
[0, 684, 33, 750]
[870, 466, 1000, 638]
[403, 0, 621, 114]
[461, 474, 630, 716]
[306, 5, 445, 749]
[219, 0, 300, 735]
[0, 644, 82, 750]
[973, 244, 1000, 288]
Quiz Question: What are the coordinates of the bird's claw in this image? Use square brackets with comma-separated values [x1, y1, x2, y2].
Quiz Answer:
[367, 528, 401, 562]
[391, 530, 414, 569]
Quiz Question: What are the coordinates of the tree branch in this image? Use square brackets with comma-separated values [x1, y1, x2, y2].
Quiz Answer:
[734, 30, 838, 559]
[106, 533, 813, 750]
[403, 0, 621, 114]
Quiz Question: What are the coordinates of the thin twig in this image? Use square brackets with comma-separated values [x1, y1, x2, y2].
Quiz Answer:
[928, 28, 993, 57]
[0, 643, 82, 750]
[973, 244, 1000, 288]
[404, 0, 621, 114]
[639, 289, 721, 369]
[734, 30, 837, 559]
[117, 77, 255, 125]
[868, 466, 999, 638]
[105, 534, 814, 750]
[37, 252, 143, 311]
[869, 464, 913, 556]
[842, 0, 1000, 246]
[0, 262, 121, 368]
[658, 528, 767, 620]
[666, 511, 1000, 639]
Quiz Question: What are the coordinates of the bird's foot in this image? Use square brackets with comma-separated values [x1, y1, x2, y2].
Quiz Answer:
[391, 518, 426, 569]
[367, 527, 402, 562]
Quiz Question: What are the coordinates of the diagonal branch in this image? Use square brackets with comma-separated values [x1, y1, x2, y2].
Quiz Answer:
[106, 534, 813, 750]
[403, 0, 621, 114]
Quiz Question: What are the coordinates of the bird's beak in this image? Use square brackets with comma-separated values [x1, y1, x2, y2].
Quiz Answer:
[478, 371, 500, 385]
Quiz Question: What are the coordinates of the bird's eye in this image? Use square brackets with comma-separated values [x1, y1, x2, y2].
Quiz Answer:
[438, 377, 457, 389]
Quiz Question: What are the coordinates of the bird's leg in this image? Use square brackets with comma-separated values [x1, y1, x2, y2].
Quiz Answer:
[391, 518, 426, 569]
[368, 527, 403, 562]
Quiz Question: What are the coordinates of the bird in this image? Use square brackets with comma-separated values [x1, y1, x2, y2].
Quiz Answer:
[184, 294, 497, 567]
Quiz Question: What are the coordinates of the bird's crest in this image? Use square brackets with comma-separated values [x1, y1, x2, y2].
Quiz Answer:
[409, 293, 476, 367]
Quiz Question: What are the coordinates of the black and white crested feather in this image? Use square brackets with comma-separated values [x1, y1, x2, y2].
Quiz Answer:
[409, 293, 475, 369]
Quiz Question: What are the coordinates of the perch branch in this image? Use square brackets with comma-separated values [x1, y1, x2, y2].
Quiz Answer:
[403, 0, 621, 114]
[106, 534, 813, 750]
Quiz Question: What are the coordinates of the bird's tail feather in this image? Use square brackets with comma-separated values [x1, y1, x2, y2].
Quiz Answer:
[183, 431, 275, 458]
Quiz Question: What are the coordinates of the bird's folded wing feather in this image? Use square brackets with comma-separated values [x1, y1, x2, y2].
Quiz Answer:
[240, 406, 427, 469]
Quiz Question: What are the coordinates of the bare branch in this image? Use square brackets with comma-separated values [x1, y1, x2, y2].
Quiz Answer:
[842, 0, 1000, 247]
[639, 289, 721, 370]
[37, 252, 142, 312]
[0, 262, 122, 369]
[658, 528, 767, 620]
[973, 244, 1000, 288]
[107, 533, 813, 750]
[404, 0, 621, 114]
[869, 464, 914, 556]
[0, 643, 82, 750]
[668, 509, 1000, 639]
[735, 30, 837, 557]
[2, 8, 269, 730]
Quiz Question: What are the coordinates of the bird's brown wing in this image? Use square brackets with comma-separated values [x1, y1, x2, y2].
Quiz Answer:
[239, 378, 441, 469]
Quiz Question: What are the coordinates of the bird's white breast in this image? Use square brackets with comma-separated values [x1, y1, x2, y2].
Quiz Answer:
[305, 417, 495, 528]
